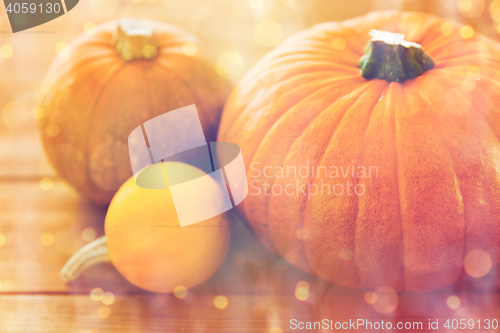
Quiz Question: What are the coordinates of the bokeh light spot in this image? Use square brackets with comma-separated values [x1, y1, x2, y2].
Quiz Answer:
[40, 178, 54, 191]
[460, 0, 484, 17]
[3, 100, 29, 128]
[296, 227, 310, 240]
[31, 107, 44, 119]
[441, 22, 454, 36]
[46, 124, 60, 137]
[84, 22, 97, 35]
[460, 25, 474, 39]
[296, 280, 309, 290]
[0, 45, 13, 58]
[82, 227, 97, 242]
[102, 292, 115, 305]
[182, 42, 197, 56]
[41, 233, 54, 246]
[294, 281, 309, 301]
[464, 249, 492, 278]
[459, 0, 473, 11]
[91, 288, 104, 301]
[447, 295, 461, 309]
[173, 285, 188, 299]
[55, 42, 67, 54]
[364, 291, 378, 305]
[249, 0, 263, 10]
[214, 295, 228, 309]
[373, 287, 398, 314]
[216, 51, 244, 81]
[491, 0, 500, 22]
[98, 305, 111, 318]
[142, 45, 157, 59]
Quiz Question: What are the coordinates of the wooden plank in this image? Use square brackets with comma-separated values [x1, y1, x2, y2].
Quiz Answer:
[0, 295, 306, 333]
[0, 291, 498, 333]
[0, 124, 54, 179]
[0, 181, 114, 292]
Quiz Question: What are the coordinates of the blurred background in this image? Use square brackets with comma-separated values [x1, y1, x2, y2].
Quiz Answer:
[1, 0, 500, 332]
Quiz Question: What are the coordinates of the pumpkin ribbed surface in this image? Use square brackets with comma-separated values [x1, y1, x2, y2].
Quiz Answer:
[40, 19, 230, 204]
[218, 11, 500, 292]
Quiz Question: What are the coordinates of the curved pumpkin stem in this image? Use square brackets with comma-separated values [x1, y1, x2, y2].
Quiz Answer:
[60, 236, 110, 282]
[358, 29, 435, 83]
[111, 18, 159, 61]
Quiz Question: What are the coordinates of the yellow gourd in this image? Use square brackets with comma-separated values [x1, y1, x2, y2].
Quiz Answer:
[61, 162, 230, 293]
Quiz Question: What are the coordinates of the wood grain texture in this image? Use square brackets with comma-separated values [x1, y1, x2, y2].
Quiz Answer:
[0, 295, 307, 333]
[0, 291, 498, 333]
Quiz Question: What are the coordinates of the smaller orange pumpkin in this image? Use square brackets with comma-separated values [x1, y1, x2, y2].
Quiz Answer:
[40, 18, 231, 205]
[60, 162, 230, 293]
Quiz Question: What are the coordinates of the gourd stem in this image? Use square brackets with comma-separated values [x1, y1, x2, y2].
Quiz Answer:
[111, 18, 159, 61]
[358, 29, 435, 83]
[60, 236, 110, 282]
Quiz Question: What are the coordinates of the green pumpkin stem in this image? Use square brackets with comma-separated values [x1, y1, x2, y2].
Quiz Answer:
[111, 18, 159, 61]
[358, 30, 435, 83]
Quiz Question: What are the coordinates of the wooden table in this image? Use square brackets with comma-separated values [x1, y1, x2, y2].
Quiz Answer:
[1, 1, 500, 332]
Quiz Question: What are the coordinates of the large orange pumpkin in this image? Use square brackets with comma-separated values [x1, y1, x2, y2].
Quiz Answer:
[40, 18, 231, 205]
[218, 11, 500, 292]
